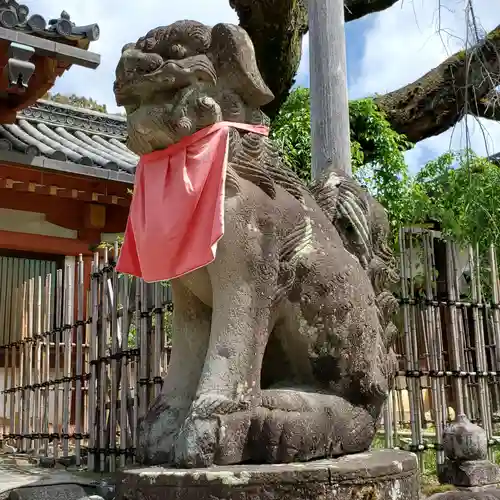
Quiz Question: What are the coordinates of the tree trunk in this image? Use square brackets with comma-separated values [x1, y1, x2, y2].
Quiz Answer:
[231, 0, 399, 118]
[230, 0, 308, 118]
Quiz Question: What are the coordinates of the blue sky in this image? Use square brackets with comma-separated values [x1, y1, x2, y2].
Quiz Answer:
[24, 0, 500, 173]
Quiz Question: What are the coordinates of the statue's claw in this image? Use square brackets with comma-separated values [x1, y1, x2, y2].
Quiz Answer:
[136, 402, 182, 465]
[172, 415, 218, 468]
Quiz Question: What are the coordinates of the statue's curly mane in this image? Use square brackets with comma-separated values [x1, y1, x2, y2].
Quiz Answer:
[225, 129, 315, 303]
[226, 129, 306, 203]
[135, 21, 212, 58]
[226, 128, 398, 293]
[225, 128, 399, 322]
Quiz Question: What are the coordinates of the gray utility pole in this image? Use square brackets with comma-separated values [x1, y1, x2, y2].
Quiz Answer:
[308, 0, 352, 179]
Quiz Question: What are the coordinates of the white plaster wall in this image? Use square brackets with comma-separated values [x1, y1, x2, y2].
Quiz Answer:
[0, 208, 77, 239]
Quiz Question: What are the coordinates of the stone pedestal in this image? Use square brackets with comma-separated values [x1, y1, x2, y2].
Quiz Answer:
[116, 450, 419, 500]
[439, 459, 500, 487]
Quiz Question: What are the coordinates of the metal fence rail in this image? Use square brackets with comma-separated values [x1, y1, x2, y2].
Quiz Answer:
[1, 229, 500, 475]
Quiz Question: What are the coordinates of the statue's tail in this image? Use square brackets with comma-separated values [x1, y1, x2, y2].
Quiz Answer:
[309, 168, 398, 288]
[310, 169, 400, 352]
[310, 168, 373, 269]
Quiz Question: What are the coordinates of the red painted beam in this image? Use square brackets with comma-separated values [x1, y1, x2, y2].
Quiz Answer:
[0, 229, 93, 256]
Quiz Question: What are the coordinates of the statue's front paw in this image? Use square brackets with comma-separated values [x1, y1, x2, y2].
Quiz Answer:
[171, 391, 249, 467]
[136, 401, 182, 465]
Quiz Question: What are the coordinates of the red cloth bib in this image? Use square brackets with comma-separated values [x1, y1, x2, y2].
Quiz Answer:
[116, 122, 269, 282]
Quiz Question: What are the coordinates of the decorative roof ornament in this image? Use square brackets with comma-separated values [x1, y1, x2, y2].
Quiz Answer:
[0, 1, 100, 43]
[0, 1, 100, 120]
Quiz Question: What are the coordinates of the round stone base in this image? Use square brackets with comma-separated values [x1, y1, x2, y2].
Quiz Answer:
[116, 450, 419, 500]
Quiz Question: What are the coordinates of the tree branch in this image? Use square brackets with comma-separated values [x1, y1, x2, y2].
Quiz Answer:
[372, 26, 500, 143]
[231, 0, 399, 118]
[489, 151, 500, 165]
[233, 1, 499, 147]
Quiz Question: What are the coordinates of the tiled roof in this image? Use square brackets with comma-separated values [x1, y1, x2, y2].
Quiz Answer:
[0, 99, 139, 176]
[0, 2, 99, 44]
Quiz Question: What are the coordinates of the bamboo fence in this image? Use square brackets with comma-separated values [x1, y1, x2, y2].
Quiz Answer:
[0, 229, 500, 474]
[382, 227, 500, 469]
[0, 244, 171, 472]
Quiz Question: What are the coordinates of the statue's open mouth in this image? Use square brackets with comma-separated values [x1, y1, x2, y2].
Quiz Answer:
[114, 53, 217, 111]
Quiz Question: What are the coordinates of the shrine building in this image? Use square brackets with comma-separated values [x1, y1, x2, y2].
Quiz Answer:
[0, 3, 136, 377]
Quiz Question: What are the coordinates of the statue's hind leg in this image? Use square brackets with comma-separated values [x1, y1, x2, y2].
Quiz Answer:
[214, 389, 379, 464]
[136, 280, 211, 465]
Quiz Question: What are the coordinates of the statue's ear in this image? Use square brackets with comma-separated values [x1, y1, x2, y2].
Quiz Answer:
[209, 23, 274, 108]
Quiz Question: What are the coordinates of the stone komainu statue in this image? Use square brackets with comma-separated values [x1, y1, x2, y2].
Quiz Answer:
[114, 20, 400, 468]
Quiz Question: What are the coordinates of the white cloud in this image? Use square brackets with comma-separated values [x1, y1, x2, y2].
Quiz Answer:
[350, 0, 500, 172]
[22, 0, 238, 113]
